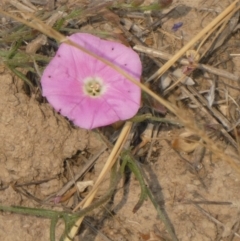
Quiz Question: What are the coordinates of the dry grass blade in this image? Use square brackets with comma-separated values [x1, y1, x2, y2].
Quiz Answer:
[54, 147, 107, 198]
[9, 0, 36, 12]
[194, 204, 240, 238]
[147, 0, 240, 82]
[179, 85, 237, 148]
[133, 45, 240, 82]
[74, 122, 132, 210]
[64, 121, 133, 241]
[26, 11, 66, 54]
[198, 9, 239, 58]
[0, 4, 240, 175]
[2, 4, 240, 240]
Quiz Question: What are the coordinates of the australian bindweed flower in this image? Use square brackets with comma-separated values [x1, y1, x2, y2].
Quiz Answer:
[41, 33, 142, 129]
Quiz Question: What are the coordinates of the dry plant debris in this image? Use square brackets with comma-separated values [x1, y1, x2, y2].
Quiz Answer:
[1, 0, 240, 241]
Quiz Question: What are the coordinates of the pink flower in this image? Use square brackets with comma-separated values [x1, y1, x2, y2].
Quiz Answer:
[41, 33, 142, 129]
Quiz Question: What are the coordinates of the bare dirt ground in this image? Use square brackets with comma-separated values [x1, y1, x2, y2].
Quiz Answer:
[1, 0, 240, 241]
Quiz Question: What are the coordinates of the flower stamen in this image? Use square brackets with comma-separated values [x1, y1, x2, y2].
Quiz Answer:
[83, 77, 105, 97]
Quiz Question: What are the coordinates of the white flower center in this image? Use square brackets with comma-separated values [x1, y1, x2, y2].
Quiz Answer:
[83, 77, 106, 97]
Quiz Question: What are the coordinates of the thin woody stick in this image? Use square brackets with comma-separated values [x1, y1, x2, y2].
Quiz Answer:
[1, 6, 240, 176]
[64, 121, 133, 241]
[147, 0, 240, 82]
[2, 2, 240, 233]
[133, 45, 239, 82]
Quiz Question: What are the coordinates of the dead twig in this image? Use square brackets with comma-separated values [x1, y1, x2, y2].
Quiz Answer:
[146, 0, 240, 81]
[26, 11, 67, 54]
[44, 146, 107, 202]
[180, 85, 237, 148]
[193, 203, 240, 238]
[133, 45, 240, 82]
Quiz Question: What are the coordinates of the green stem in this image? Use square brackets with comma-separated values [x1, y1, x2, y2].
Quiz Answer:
[121, 150, 148, 213]
[146, 188, 178, 241]
[0, 163, 121, 241]
[0, 205, 63, 218]
[50, 215, 58, 241]
[6, 64, 34, 88]
[122, 151, 179, 241]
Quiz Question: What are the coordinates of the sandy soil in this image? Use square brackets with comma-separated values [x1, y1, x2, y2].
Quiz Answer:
[1, 0, 240, 241]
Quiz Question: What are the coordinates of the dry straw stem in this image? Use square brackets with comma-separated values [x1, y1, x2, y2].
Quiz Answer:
[194, 204, 240, 238]
[147, 0, 240, 82]
[197, 7, 239, 58]
[0, 6, 178, 115]
[64, 121, 133, 241]
[74, 121, 132, 211]
[2, 3, 240, 238]
[133, 45, 239, 82]
[1, 2, 240, 175]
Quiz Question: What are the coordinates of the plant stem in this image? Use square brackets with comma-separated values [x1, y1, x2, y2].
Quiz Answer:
[122, 151, 179, 241]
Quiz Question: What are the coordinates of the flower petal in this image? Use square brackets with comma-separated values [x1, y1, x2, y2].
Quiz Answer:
[41, 33, 142, 129]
